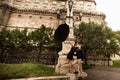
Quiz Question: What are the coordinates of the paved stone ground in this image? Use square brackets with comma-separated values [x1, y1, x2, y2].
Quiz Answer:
[84, 66, 120, 80]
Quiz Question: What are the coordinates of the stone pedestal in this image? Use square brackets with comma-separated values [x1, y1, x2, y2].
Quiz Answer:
[55, 40, 75, 74]
[55, 0, 87, 79]
[55, 54, 88, 78]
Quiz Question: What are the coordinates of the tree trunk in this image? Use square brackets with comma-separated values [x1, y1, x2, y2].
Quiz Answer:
[107, 56, 110, 66]
[38, 44, 42, 63]
[0, 47, 4, 63]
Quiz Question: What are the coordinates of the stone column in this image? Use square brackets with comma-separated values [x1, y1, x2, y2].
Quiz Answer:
[55, 1, 87, 79]
[9, 0, 14, 6]
[55, 0, 75, 74]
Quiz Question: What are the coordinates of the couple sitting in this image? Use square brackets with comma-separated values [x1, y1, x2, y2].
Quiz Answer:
[61, 44, 85, 73]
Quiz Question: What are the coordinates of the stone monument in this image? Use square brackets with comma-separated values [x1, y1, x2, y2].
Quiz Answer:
[55, 0, 87, 79]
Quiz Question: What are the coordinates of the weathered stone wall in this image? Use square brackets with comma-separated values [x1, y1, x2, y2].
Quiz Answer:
[11, 0, 96, 12]
[8, 11, 58, 30]
[0, 0, 105, 30]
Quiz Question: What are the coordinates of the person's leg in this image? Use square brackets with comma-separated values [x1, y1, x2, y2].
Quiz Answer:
[71, 59, 78, 71]
[69, 60, 75, 72]
[61, 59, 70, 67]
[78, 59, 83, 74]
[61, 60, 72, 73]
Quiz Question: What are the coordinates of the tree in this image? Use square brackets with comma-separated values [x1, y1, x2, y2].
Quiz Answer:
[74, 22, 120, 65]
[10, 28, 29, 51]
[101, 27, 120, 66]
[112, 31, 120, 56]
[0, 28, 11, 63]
[0, 16, 3, 25]
[28, 25, 53, 62]
[114, 30, 120, 44]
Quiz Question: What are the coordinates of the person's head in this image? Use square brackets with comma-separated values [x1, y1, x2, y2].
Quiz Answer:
[72, 46, 79, 51]
[81, 44, 84, 49]
[75, 44, 81, 49]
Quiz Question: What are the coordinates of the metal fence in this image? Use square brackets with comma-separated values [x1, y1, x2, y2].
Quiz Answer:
[3, 52, 58, 65]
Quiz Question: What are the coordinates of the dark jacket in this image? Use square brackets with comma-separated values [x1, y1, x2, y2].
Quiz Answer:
[75, 48, 85, 61]
[67, 47, 78, 60]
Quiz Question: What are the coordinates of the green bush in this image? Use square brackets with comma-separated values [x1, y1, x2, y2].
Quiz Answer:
[113, 60, 120, 67]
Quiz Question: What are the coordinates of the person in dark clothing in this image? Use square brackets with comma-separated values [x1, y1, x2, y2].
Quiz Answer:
[67, 46, 78, 60]
[76, 44, 88, 65]
[76, 47, 85, 61]
[72, 44, 85, 74]
[61, 46, 78, 72]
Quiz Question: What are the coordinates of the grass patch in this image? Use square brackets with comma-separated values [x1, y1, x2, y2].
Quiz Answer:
[0, 63, 62, 80]
[113, 60, 120, 67]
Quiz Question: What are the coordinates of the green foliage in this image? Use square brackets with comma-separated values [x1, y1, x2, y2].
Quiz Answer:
[0, 26, 56, 63]
[74, 22, 120, 57]
[10, 28, 29, 48]
[0, 63, 61, 79]
[28, 25, 53, 47]
[0, 28, 12, 47]
[113, 60, 120, 67]
[49, 42, 62, 53]
[114, 31, 120, 44]
[27, 25, 54, 57]
[0, 25, 54, 49]
[0, 28, 29, 48]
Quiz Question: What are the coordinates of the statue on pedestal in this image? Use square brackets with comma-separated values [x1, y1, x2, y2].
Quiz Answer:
[54, 23, 87, 78]
[54, 0, 87, 79]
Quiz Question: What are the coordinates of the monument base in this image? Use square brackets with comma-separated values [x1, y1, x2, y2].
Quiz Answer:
[55, 54, 87, 78]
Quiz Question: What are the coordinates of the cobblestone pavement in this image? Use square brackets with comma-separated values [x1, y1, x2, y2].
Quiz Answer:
[84, 66, 120, 80]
